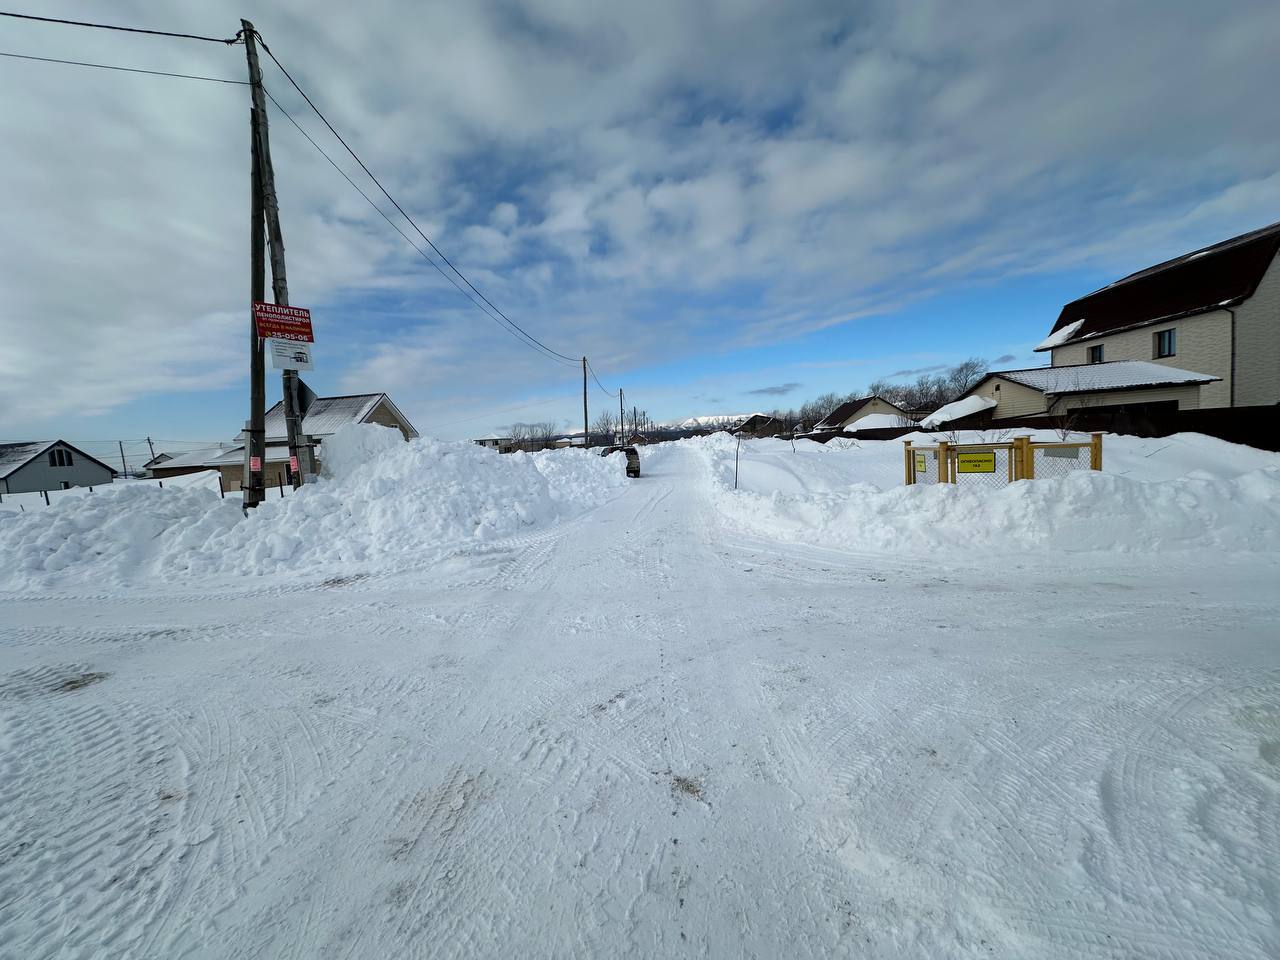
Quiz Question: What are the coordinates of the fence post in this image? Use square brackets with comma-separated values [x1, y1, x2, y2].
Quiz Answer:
[43, 489, 50, 506]
[903, 440, 914, 485]
[1090, 432, 1103, 471]
[218, 474, 225, 499]
[936, 441, 950, 483]
[1022, 436, 1036, 480]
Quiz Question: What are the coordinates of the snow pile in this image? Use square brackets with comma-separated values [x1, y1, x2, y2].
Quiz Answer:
[691, 432, 1280, 556]
[0, 425, 627, 589]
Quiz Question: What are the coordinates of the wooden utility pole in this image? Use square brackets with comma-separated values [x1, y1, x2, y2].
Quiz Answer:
[118, 441, 128, 478]
[582, 357, 590, 450]
[619, 389, 624, 445]
[242, 19, 311, 497]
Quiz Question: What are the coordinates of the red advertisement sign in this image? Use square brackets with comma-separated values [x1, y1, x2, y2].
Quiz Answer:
[250, 456, 262, 472]
[289, 456, 299, 472]
[253, 302, 313, 342]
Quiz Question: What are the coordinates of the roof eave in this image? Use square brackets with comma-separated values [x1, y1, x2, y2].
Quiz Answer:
[1034, 299, 1245, 352]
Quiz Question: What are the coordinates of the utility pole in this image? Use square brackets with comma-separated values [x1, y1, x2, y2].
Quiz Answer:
[118, 441, 128, 478]
[619, 388, 624, 445]
[242, 19, 311, 497]
[145, 437, 155, 461]
[241, 22, 267, 508]
[582, 357, 590, 450]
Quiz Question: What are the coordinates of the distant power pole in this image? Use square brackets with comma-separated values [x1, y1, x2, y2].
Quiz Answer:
[582, 357, 590, 450]
[145, 436, 156, 461]
[619, 388, 624, 444]
[118, 441, 128, 478]
[242, 19, 311, 502]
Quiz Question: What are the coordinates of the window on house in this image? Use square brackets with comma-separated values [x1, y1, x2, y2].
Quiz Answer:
[48, 448, 73, 467]
[63, 449, 72, 466]
[1088, 344, 1104, 364]
[48, 450, 57, 466]
[1153, 328, 1176, 358]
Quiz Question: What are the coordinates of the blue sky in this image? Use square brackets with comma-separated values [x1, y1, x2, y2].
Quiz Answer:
[4, 0, 1280, 449]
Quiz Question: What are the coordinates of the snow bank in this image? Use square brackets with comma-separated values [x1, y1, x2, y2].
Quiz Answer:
[691, 432, 1280, 556]
[0, 425, 627, 590]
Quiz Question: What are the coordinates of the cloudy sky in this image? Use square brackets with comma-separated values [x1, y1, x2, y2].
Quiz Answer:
[3, 0, 1280, 452]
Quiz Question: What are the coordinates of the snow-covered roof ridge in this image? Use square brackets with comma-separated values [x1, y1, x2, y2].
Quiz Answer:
[995, 360, 1219, 394]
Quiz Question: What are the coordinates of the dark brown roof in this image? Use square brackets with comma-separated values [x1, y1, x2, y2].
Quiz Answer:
[1040, 219, 1280, 349]
[813, 395, 907, 431]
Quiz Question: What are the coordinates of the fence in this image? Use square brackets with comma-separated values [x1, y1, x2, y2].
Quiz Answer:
[904, 434, 1102, 486]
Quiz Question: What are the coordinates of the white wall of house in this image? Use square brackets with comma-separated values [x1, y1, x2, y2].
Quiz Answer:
[1233, 253, 1280, 406]
[1051, 310, 1232, 408]
[2, 445, 116, 494]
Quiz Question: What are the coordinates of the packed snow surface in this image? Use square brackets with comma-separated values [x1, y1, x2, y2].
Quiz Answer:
[2, 428, 1278, 958]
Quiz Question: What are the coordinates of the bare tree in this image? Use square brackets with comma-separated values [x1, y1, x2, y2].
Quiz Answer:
[592, 410, 617, 443]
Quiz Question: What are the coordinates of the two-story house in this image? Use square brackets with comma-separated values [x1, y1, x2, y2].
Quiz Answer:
[1034, 220, 1280, 409]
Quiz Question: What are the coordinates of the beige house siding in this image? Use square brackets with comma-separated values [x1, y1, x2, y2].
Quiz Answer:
[1051, 310, 1232, 408]
[363, 400, 415, 439]
[1233, 253, 1280, 406]
[1053, 384, 1202, 412]
[971, 376, 1048, 418]
[840, 397, 911, 428]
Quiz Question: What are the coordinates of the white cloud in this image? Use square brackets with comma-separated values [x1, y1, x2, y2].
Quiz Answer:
[4, 0, 1280, 434]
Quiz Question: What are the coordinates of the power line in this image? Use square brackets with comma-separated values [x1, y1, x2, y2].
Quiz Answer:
[253, 31, 581, 366]
[0, 50, 248, 84]
[586, 359, 619, 398]
[0, 10, 241, 44]
[261, 87, 576, 366]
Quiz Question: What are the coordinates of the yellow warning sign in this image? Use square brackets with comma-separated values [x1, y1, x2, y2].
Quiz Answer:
[914, 451, 928, 474]
[956, 451, 997, 473]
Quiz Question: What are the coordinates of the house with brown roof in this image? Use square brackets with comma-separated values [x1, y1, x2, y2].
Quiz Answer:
[812, 395, 914, 434]
[1034, 220, 1280, 408]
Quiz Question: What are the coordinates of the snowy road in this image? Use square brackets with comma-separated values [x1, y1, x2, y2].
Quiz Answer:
[2, 444, 1278, 958]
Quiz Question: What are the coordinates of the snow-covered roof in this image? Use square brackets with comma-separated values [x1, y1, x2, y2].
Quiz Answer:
[0, 440, 118, 479]
[847, 413, 915, 432]
[255, 394, 419, 442]
[1035, 319, 1083, 351]
[152, 445, 243, 470]
[920, 396, 998, 428]
[993, 360, 1219, 394]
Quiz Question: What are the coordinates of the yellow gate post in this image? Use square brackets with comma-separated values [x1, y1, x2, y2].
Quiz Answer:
[903, 440, 914, 485]
[1090, 432, 1103, 471]
[937, 441, 950, 483]
[1023, 436, 1036, 479]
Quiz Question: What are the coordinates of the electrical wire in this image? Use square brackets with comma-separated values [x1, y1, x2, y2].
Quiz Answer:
[261, 87, 576, 364]
[586, 359, 619, 398]
[0, 11, 242, 44]
[0, 50, 248, 83]
[253, 31, 581, 366]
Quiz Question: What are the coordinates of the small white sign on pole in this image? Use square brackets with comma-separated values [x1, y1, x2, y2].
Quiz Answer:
[267, 338, 314, 371]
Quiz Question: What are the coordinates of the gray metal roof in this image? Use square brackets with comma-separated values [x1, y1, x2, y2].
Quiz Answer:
[992, 360, 1219, 395]
[256, 394, 418, 441]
